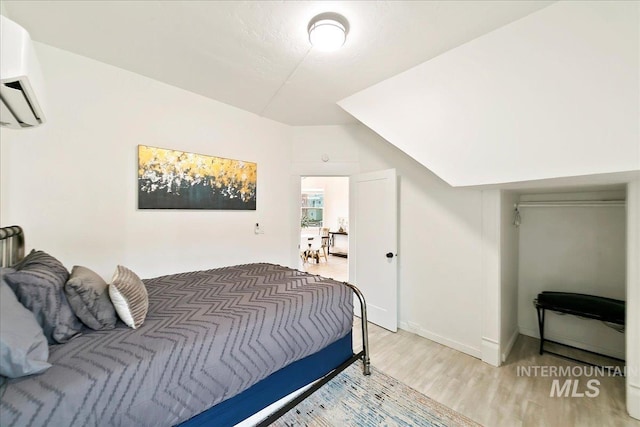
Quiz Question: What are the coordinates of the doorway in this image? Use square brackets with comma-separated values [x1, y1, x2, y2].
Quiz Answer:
[291, 168, 399, 332]
[299, 176, 349, 282]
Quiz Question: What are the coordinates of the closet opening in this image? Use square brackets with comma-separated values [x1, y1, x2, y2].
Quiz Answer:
[509, 184, 627, 367]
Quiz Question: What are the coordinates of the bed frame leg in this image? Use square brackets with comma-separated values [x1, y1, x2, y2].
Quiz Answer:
[344, 282, 371, 376]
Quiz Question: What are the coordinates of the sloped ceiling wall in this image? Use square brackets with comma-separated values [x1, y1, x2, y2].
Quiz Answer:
[339, 1, 639, 187]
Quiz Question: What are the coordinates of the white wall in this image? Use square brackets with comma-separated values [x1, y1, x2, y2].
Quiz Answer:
[481, 189, 501, 366]
[517, 192, 627, 358]
[0, 43, 293, 280]
[301, 176, 349, 233]
[500, 191, 520, 361]
[292, 124, 485, 358]
[627, 177, 640, 419]
[339, 1, 640, 187]
[472, 189, 521, 367]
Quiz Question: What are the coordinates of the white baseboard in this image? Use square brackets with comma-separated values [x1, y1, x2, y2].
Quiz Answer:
[628, 382, 640, 420]
[482, 337, 501, 367]
[502, 329, 519, 362]
[519, 326, 625, 360]
[398, 322, 482, 359]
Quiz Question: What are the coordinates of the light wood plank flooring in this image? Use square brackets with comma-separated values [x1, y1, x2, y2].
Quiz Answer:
[302, 254, 347, 282]
[352, 319, 639, 427]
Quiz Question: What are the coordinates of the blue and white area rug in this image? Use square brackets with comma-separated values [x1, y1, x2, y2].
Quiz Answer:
[273, 364, 481, 427]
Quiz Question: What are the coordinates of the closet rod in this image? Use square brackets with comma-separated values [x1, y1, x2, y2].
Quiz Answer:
[516, 200, 626, 208]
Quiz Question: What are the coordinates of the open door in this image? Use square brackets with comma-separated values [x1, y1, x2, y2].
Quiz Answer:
[349, 169, 398, 332]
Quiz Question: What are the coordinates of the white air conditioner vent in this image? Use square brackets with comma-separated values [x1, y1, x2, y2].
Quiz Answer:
[0, 16, 46, 129]
[1, 79, 43, 128]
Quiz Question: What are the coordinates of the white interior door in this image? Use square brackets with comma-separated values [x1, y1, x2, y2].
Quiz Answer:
[349, 168, 398, 332]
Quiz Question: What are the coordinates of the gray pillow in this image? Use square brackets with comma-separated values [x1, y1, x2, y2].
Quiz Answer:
[65, 266, 117, 330]
[4, 250, 83, 344]
[0, 279, 51, 378]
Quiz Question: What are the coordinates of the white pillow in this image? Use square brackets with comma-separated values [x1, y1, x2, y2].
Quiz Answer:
[108, 265, 148, 329]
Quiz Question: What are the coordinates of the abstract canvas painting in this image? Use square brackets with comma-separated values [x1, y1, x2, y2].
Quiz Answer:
[138, 145, 257, 210]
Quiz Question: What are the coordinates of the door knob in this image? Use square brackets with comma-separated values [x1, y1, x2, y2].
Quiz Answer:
[386, 252, 394, 258]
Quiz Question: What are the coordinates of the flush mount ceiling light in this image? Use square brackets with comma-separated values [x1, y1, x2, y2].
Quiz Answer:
[307, 12, 349, 52]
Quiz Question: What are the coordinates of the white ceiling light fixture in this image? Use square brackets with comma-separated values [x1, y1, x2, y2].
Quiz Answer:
[308, 12, 349, 52]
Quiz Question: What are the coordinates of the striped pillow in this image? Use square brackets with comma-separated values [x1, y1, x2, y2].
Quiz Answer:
[4, 250, 83, 344]
[108, 265, 148, 329]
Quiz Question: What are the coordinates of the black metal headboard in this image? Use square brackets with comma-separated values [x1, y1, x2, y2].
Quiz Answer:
[0, 225, 25, 267]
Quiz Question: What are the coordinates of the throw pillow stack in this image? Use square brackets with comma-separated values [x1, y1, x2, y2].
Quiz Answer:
[1, 250, 149, 383]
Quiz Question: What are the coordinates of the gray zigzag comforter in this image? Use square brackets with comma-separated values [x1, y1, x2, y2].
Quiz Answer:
[0, 263, 353, 426]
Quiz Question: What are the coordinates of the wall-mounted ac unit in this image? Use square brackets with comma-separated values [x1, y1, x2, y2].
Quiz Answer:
[0, 15, 46, 129]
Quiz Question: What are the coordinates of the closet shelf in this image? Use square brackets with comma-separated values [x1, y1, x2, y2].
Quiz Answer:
[516, 200, 625, 208]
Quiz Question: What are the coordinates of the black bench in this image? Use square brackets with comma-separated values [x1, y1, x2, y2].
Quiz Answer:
[534, 291, 625, 366]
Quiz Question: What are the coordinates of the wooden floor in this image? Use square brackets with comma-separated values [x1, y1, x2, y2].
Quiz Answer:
[352, 319, 640, 427]
[301, 254, 348, 282]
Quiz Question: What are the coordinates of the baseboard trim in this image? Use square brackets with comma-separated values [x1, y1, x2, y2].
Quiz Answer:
[482, 337, 501, 367]
[628, 382, 640, 420]
[502, 329, 519, 362]
[399, 322, 482, 359]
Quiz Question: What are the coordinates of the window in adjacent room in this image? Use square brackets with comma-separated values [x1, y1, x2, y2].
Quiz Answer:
[301, 190, 324, 228]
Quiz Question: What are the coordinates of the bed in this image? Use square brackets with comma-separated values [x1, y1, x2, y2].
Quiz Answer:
[0, 225, 370, 426]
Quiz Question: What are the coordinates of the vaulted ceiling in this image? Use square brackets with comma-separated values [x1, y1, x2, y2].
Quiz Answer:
[2, 0, 552, 126]
[339, 1, 639, 187]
